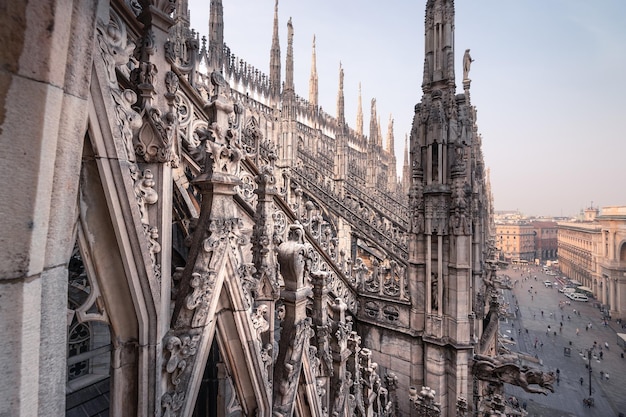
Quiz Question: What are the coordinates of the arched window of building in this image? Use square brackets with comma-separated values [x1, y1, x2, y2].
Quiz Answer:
[66, 242, 112, 414]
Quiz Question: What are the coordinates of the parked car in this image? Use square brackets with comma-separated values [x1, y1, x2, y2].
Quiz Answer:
[566, 293, 588, 302]
[544, 281, 552, 288]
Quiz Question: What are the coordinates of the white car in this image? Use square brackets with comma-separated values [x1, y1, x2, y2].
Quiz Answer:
[544, 281, 552, 287]
[566, 293, 588, 302]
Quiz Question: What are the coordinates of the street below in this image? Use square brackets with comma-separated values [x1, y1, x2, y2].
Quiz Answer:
[499, 264, 626, 417]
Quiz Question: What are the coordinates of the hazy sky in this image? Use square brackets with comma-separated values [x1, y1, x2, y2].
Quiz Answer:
[188, 0, 626, 217]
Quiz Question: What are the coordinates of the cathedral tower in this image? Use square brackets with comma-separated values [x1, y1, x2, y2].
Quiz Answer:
[408, 0, 490, 414]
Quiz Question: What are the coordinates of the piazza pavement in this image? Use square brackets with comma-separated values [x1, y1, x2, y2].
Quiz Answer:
[498, 264, 626, 417]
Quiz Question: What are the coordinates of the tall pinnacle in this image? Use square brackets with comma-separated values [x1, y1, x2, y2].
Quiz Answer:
[386, 114, 394, 154]
[337, 62, 345, 125]
[308, 35, 318, 106]
[356, 82, 363, 136]
[284, 17, 294, 92]
[369, 98, 378, 146]
[269, 0, 281, 97]
[208, 0, 224, 71]
[422, 0, 456, 89]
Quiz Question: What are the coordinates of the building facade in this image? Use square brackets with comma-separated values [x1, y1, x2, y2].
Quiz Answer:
[532, 221, 558, 262]
[558, 206, 626, 320]
[495, 223, 536, 263]
[0, 1, 524, 417]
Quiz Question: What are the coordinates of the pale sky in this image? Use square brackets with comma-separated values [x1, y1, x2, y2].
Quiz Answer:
[188, 0, 626, 217]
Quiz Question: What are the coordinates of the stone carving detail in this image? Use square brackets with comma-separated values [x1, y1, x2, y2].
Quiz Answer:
[112, 89, 143, 162]
[236, 171, 258, 208]
[195, 121, 243, 177]
[144, 0, 176, 15]
[473, 354, 556, 395]
[135, 107, 176, 163]
[409, 386, 441, 417]
[185, 271, 216, 328]
[164, 27, 198, 75]
[238, 263, 257, 310]
[131, 166, 158, 224]
[273, 318, 315, 416]
[251, 305, 270, 344]
[130, 166, 161, 280]
[96, 13, 135, 88]
[164, 332, 201, 387]
[161, 390, 185, 417]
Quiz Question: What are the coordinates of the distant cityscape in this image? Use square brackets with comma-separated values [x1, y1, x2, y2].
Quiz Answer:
[495, 205, 626, 319]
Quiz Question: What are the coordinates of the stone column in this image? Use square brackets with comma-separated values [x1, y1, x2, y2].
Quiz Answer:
[0, 2, 101, 416]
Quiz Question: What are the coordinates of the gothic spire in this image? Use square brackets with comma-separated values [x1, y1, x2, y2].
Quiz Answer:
[308, 35, 318, 106]
[337, 62, 345, 125]
[369, 98, 378, 146]
[377, 116, 383, 147]
[175, 0, 190, 26]
[422, 0, 456, 89]
[269, 0, 281, 98]
[284, 17, 294, 92]
[208, 0, 224, 71]
[356, 82, 363, 136]
[386, 114, 394, 154]
[402, 134, 410, 190]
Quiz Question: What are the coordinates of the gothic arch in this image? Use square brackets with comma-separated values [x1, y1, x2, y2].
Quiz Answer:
[172, 246, 272, 417]
[77, 50, 167, 414]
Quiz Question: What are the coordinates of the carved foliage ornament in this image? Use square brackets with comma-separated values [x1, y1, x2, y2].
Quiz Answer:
[135, 107, 176, 163]
[195, 122, 243, 177]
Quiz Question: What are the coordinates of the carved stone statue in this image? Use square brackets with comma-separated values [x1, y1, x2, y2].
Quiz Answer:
[473, 354, 555, 395]
[463, 49, 474, 80]
[431, 272, 438, 311]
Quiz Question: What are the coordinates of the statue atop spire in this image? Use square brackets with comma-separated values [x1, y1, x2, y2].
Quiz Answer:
[309, 35, 318, 107]
[463, 49, 474, 81]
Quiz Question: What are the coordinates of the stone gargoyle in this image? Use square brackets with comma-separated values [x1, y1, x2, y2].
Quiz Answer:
[473, 354, 555, 395]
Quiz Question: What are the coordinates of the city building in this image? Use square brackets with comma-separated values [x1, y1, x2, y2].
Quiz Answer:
[531, 221, 558, 262]
[495, 223, 536, 263]
[558, 206, 626, 320]
[1, 1, 547, 416]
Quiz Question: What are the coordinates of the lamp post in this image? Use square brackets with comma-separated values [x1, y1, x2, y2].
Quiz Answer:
[587, 349, 592, 397]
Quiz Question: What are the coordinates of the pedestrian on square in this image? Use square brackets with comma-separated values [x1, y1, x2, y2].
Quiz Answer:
[576, 328, 579, 335]
[580, 377, 584, 385]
